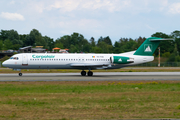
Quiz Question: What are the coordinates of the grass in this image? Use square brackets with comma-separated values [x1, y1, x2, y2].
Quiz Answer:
[0, 81, 179, 119]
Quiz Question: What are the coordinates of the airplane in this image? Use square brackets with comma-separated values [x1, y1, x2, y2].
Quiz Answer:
[2, 37, 173, 76]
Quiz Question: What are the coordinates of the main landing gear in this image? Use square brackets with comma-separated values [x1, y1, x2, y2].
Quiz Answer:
[87, 71, 93, 76]
[81, 71, 86, 76]
[81, 70, 93, 76]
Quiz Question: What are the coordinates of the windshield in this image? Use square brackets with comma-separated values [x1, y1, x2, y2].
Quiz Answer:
[10, 57, 19, 60]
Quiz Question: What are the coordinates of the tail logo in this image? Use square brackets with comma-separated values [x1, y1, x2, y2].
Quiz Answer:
[144, 44, 152, 52]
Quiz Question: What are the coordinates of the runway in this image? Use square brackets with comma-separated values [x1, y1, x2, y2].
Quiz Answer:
[0, 72, 180, 81]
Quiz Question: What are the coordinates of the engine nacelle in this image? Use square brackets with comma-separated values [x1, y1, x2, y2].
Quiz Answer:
[110, 56, 134, 64]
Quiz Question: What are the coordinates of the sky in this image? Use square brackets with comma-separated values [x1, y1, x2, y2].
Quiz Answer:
[0, 0, 180, 43]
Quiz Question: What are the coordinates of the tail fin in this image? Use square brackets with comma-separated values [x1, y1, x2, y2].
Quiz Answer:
[133, 37, 174, 56]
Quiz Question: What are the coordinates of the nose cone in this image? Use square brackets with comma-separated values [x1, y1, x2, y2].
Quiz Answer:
[2, 61, 8, 67]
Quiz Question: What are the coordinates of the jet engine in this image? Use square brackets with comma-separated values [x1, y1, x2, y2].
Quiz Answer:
[110, 56, 134, 64]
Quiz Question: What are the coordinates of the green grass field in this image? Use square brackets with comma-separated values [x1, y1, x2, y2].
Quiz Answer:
[0, 81, 180, 119]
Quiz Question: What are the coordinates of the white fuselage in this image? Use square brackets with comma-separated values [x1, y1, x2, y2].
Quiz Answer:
[2, 52, 154, 70]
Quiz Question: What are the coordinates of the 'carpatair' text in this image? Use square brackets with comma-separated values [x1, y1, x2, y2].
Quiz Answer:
[32, 55, 55, 59]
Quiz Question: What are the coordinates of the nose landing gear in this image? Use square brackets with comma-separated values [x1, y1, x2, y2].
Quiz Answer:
[13, 69, 22, 76]
[18, 69, 22, 76]
[19, 73, 22, 76]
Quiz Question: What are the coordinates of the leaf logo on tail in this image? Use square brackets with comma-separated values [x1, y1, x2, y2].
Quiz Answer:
[144, 44, 152, 52]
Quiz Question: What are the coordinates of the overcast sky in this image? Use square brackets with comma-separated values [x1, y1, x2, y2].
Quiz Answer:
[0, 0, 180, 43]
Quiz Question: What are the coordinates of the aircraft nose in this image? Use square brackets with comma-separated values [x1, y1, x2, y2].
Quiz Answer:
[2, 61, 8, 67]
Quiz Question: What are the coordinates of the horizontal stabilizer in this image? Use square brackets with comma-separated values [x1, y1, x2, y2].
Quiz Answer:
[149, 38, 174, 41]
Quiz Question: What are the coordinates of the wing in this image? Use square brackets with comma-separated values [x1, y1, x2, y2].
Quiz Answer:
[70, 63, 111, 69]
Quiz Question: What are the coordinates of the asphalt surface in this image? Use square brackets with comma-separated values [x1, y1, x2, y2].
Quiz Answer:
[0, 72, 180, 81]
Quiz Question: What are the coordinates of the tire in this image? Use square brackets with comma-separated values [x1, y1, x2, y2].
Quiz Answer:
[88, 71, 93, 76]
[81, 71, 86, 76]
[19, 73, 22, 76]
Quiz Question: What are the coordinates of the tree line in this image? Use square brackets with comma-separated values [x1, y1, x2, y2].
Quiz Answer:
[0, 29, 180, 62]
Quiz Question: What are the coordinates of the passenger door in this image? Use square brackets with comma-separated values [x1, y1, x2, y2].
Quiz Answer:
[22, 54, 28, 66]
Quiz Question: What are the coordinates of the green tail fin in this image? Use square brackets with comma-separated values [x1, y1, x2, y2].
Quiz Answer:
[133, 37, 173, 56]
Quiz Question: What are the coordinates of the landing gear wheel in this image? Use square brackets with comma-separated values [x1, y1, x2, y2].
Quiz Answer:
[19, 73, 22, 76]
[87, 71, 93, 76]
[81, 71, 86, 76]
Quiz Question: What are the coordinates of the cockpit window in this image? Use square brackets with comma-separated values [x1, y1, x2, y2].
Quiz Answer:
[10, 57, 19, 60]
